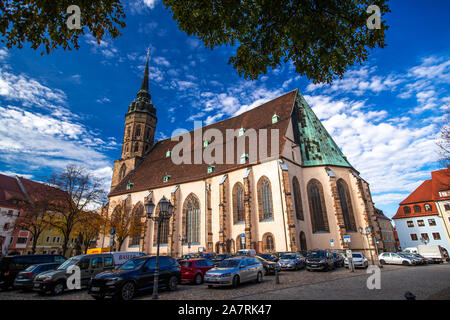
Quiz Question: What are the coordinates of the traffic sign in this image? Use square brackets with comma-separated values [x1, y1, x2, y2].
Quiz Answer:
[343, 235, 351, 243]
[330, 238, 334, 247]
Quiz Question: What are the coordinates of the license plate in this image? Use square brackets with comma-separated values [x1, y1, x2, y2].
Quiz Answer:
[91, 287, 100, 292]
[311, 264, 318, 267]
[34, 283, 40, 288]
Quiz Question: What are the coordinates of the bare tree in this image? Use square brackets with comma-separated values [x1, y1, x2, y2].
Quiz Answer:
[48, 165, 106, 257]
[13, 182, 61, 254]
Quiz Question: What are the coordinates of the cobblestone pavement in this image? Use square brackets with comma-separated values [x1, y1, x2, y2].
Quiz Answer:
[0, 263, 448, 300]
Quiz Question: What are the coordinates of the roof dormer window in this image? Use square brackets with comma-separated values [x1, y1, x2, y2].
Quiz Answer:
[207, 165, 215, 174]
[238, 127, 245, 136]
[240, 153, 249, 164]
[166, 150, 171, 158]
[163, 174, 171, 183]
[272, 113, 280, 124]
[203, 140, 210, 147]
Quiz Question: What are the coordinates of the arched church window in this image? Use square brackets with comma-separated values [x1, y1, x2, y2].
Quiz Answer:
[337, 179, 356, 232]
[233, 183, 245, 223]
[307, 179, 329, 233]
[183, 194, 200, 243]
[292, 177, 304, 220]
[257, 176, 273, 221]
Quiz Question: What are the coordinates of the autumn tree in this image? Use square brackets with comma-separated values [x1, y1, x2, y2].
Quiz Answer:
[47, 165, 106, 257]
[74, 210, 106, 254]
[1, 0, 390, 83]
[109, 199, 144, 251]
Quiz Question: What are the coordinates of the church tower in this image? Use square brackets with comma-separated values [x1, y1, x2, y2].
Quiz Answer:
[111, 53, 157, 191]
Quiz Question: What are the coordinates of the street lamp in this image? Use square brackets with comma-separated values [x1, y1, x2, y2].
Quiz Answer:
[145, 196, 173, 300]
[359, 225, 375, 265]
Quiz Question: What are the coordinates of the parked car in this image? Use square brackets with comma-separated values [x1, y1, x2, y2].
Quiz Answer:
[211, 254, 230, 266]
[277, 253, 305, 270]
[33, 253, 114, 295]
[236, 249, 256, 256]
[179, 259, 215, 284]
[378, 252, 416, 266]
[13, 262, 62, 291]
[255, 255, 281, 275]
[331, 252, 345, 268]
[0, 254, 66, 290]
[344, 253, 369, 269]
[401, 252, 426, 265]
[257, 253, 278, 262]
[204, 256, 264, 288]
[199, 252, 216, 260]
[88, 255, 181, 300]
[305, 250, 335, 271]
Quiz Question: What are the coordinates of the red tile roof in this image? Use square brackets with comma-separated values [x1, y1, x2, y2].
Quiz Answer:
[393, 167, 449, 219]
[0, 173, 65, 207]
[109, 90, 297, 196]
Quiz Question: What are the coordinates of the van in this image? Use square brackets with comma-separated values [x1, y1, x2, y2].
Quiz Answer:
[236, 249, 256, 256]
[417, 245, 446, 263]
[109, 251, 146, 267]
[0, 254, 66, 290]
[33, 253, 115, 295]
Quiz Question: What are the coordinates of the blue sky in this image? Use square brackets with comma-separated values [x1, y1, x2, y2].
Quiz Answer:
[0, 0, 449, 218]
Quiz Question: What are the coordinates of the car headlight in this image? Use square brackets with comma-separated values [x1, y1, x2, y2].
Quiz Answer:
[220, 273, 232, 277]
[319, 259, 326, 263]
[105, 277, 122, 285]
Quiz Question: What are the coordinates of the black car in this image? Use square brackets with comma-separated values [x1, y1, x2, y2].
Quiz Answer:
[305, 250, 335, 271]
[211, 254, 230, 266]
[88, 256, 181, 300]
[0, 254, 66, 290]
[255, 255, 281, 275]
[257, 254, 279, 262]
[13, 262, 62, 291]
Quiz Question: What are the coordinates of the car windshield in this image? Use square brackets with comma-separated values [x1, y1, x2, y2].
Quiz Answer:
[57, 257, 81, 270]
[120, 258, 146, 270]
[215, 255, 228, 259]
[352, 254, 363, 258]
[217, 259, 240, 268]
[280, 254, 296, 259]
[24, 265, 39, 272]
[308, 251, 326, 258]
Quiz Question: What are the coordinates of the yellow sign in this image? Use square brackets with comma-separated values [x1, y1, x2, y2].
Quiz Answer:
[87, 248, 110, 254]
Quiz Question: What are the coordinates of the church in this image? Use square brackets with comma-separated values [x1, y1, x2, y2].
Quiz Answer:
[104, 56, 386, 258]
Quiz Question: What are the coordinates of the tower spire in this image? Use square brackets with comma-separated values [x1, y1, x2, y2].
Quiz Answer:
[140, 48, 150, 92]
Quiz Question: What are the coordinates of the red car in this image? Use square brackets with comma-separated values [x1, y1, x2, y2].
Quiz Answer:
[179, 259, 215, 284]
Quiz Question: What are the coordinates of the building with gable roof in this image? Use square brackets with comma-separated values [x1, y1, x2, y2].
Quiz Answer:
[104, 56, 386, 258]
[393, 167, 450, 252]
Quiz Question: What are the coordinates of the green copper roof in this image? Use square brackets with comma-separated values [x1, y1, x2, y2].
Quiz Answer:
[293, 90, 352, 168]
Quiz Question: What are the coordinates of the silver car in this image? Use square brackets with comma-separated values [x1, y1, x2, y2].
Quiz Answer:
[204, 256, 264, 288]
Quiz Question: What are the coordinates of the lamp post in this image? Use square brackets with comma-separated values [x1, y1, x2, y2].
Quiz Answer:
[145, 196, 173, 300]
[359, 226, 375, 265]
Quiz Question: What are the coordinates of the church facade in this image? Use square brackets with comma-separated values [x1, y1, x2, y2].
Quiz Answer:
[104, 57, 386, 258]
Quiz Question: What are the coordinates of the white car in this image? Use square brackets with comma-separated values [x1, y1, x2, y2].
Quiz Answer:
[344, 252, 369, 269]
[378, 252, 416, 266]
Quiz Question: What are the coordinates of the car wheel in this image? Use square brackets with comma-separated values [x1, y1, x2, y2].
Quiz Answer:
[364, 262, 368, 269]
[92, 294, 105, 300]
[168, 276, 178, 291]
[232, 275, 240, 288]
[380, 259, 386, 265]
[256, 272, 263, 283]
[208, 285, 213, 289]
[194, 273, 203, 285]
[402, 261, 410, 266]
[52, 281, 65, 296]
[120, 282, 136, 301]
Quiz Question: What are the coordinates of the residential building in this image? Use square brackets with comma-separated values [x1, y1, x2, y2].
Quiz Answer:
[101, 56, 386, 259]
[432, 168, 450, 245]
[393, 168, 450, 252]
[375, 208, 397, 252]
